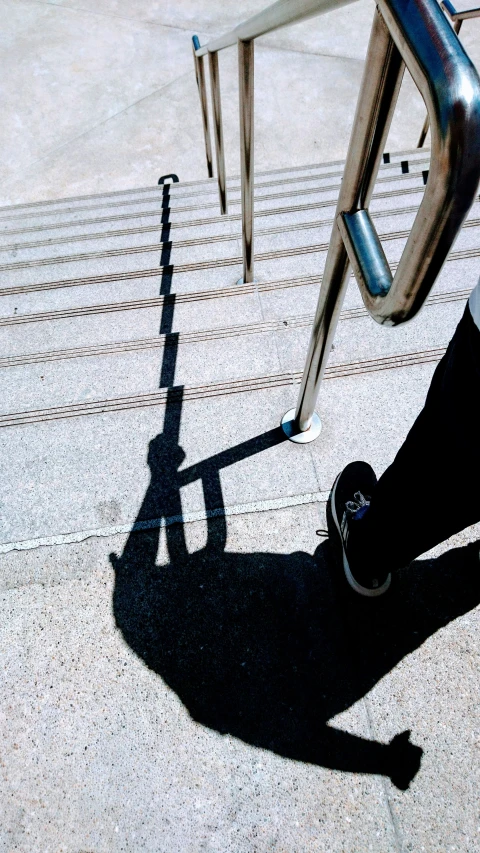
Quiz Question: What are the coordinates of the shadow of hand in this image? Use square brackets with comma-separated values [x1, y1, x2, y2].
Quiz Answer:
[147, 433, 186, 475]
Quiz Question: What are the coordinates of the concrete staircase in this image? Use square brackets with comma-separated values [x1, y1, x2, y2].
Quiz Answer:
[2, 148, 480, 850]
[0, 146, 476, 546]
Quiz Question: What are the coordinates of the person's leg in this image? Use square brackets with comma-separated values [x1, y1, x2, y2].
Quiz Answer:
[328, 302, 480, 594]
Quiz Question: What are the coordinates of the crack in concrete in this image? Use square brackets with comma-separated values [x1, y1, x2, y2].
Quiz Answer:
[363, 697, 406, 853]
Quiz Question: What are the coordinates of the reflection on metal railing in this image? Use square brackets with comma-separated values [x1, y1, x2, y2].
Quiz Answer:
[208, 49, 228, 214]
[417, 0, 480, 147]
[191, 36, 213, 180]
[285, 0, 480, 442]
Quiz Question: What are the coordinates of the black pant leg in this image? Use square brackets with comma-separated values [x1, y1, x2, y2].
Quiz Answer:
[349, 304, 480, 572]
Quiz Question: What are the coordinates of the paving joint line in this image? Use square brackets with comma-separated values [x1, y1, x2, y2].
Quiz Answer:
[362, 697, 406, 852]
[0, 490, 331, 555]
[0, 71, 192, 205]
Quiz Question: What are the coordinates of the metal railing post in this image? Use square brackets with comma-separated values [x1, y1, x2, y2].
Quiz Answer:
[417, 18, 462, 146]
[238, 39, 255, 283]
[192, 36, 214, 178]
[208, 50, 228, 214]
[416, 112, 430, 148]
[282, 8, 404, 442]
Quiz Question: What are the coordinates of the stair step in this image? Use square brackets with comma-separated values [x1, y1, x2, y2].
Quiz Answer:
[0, 179, 460, 267]
[1, 146, 475, 556]
[0, 357, 438, 546]
[0, 196, 427, 261]
[0, 302, 458, 426]
[0, 184, 428, 246]
[0, 199, 431, 262]
[0, 276, 471, 362]
[0, 147, 430, 222]
[0, 348, 446, 429]
[0, 290, 462, 416]
[0, 243, 477, 342]
[0, 164, 429, 234]
[3, 194, 476, 299]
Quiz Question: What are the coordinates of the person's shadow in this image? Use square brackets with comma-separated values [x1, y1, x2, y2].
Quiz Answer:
[109, 403, 480, 791]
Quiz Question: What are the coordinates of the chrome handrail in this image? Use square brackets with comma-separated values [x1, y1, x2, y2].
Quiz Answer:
[194, 0, 355, 56]
[191, 0, 480, 445]
[417, 0, 480, 148]
[208, 50, 228, 214]
[284, 0, 480, 442]
[192, 0, 359, 282]
[441, 0, 480, 23]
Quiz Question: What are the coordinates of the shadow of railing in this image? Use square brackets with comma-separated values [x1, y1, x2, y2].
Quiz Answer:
[109, 181, 480, 791]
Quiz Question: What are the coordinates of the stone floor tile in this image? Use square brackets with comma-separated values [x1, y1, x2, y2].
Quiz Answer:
[0, 504, 400, 851]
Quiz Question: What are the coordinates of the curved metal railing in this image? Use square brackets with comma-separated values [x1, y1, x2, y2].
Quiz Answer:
[418, 1, 480, 147]
[192, 0, 480, 443]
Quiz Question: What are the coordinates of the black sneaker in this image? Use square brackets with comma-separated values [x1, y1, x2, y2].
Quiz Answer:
[327, 461, 391, 597]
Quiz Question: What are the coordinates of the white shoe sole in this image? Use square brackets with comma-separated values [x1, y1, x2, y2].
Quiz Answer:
[330, 473, 391, 598]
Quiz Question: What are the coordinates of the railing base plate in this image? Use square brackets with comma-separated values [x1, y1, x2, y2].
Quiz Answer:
[281, 408, 322, 443]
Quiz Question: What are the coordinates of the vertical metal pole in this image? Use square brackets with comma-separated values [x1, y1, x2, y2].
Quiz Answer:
[283, 9, 404, 442]
[238, 39, 255, 284]
[417, 18, 462, 147]
[208, 50, 228, 214]
[192, 37, 213, 178]
[417, 113, 430, 148]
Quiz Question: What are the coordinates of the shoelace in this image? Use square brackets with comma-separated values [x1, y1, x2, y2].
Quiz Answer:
[345, 491, 371, 520]
[316, 492, 372, 539]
